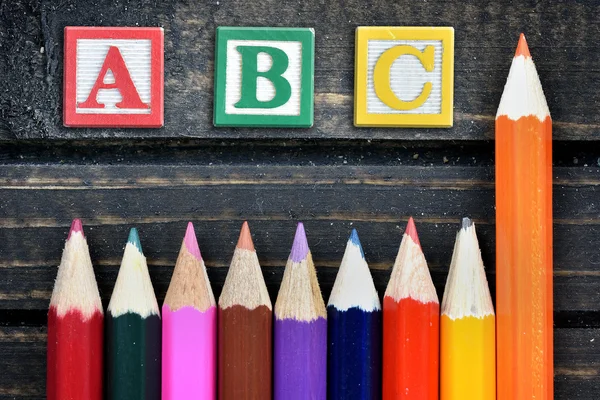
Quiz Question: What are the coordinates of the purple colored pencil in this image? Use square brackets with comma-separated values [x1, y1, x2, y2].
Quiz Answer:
[274, 223, 327, 400]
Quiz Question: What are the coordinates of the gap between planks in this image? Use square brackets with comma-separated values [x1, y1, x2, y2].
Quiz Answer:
[0, 166, 597, 188]
[0, 260, 597, 275]
[0, 216, 598, 229]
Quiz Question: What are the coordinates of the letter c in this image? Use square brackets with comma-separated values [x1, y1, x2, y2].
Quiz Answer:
[373, 45, 435, 110]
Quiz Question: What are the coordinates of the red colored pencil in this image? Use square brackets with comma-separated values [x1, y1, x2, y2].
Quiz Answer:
[47, 219, 104, 400]
[383, 218, 439, 400]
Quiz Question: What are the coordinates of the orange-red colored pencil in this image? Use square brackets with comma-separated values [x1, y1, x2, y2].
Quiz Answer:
[383, 218, 439, 400]
[496, 34, 553, 400]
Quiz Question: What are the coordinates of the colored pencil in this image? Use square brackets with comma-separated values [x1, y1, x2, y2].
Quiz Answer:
[496, 34, 553, 400]
[274, 222, 327, 400]
[47, 219, 103, 400]
[327, 229, 382, 399]
[218, 221, 272, 399]
[162, 222, 216, 399]
[383, 217, 439, 400]
[106, 228, 161, 400]
[441, 218, 495, 399]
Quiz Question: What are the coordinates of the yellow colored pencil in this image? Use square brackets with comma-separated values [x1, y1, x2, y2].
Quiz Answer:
[441, 218, 495, 400]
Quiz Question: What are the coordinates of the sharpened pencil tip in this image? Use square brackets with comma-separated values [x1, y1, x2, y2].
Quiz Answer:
[290, 222, 309, 262]
[184, 222, 202, 260]
[515, 33, 531, 57]
[236, 221, 255, 251]
[405, 217, 421, 248]
[349, 228, 365, 259]
[127, 228, 143, 253]
[461, 217, 473, 230]
[67, 218, 84, 239]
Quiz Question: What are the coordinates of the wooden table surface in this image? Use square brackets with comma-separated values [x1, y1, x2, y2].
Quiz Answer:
[1, 0, 599, 398]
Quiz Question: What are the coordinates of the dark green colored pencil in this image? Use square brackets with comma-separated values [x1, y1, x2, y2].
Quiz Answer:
[106, 228, 161, 400]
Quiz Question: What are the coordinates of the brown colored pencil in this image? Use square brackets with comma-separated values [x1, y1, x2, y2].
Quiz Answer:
[218, 221, 272, 399]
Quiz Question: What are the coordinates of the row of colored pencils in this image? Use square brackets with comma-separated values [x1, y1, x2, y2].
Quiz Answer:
[47, 34, 553, 400]
[47, 217, 492, 400]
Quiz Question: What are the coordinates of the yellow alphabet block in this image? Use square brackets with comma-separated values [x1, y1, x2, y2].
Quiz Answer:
[354, 27, 454, 127]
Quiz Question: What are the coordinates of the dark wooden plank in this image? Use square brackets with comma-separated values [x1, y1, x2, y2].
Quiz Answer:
[0, 164, 498, 186]
[0, 165, 597, 267]
[3, 163, 600, 186]
[0, 327, 46, 399]
[554, 327, 600, 399]
[1, 326, 597, 399]
[1, 0, 599, 140]
[0, 139, 596, 168]
[1, 220, 599, 275]
[0, 164, 598, 310]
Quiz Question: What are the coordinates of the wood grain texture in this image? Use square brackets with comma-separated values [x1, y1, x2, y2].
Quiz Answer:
[0, 0, 599, 398]
[1, 0, 600, 139]
[0, 327, 597, 399]
[0, 164, 598, 313]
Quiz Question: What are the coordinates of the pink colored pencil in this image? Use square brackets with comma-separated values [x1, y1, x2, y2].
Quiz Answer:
[162, 222, 217, 399]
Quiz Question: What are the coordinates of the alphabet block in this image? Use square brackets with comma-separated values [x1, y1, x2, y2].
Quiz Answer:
[63, 27, 164, 128]
[213, 27, 315, 128]
[354, 27, 454, 128]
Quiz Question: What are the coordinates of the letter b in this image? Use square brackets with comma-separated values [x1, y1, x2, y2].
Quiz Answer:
[234, 46, 292, 109]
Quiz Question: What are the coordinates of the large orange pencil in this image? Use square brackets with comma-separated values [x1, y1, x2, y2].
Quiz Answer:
[496, 34, 553, 400]
[383, 218, 439, 400]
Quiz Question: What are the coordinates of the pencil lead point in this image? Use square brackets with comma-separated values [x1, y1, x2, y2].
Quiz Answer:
[236, 221, 255, 251]
[290, 222, 309, 262]
[461, 217, 473, 230]
[349, 228, 365, 259]
[127, 228, 143, 253]
[515, 33, 531, 58]
[184, 222, 202, 260]
[67, 218, 84, 239]
[405, 217, 421, 247]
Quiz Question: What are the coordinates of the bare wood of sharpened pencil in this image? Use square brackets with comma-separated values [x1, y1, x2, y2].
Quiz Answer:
[163, 240, 215, 312]
[219, 223, 271, 310]
[442, 219, 494, 320]
[275, 249, 326, 321]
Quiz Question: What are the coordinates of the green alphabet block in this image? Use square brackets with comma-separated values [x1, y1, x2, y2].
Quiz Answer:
[214, 27, 315, 128]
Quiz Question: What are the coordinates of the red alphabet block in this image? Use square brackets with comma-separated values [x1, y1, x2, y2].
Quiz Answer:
[63, 27, 164, 128]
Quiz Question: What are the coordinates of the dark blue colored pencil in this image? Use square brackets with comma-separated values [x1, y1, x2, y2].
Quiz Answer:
[327, 229, 382, 399]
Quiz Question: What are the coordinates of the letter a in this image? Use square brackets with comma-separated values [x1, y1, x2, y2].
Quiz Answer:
[79, 46, 148, 109]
